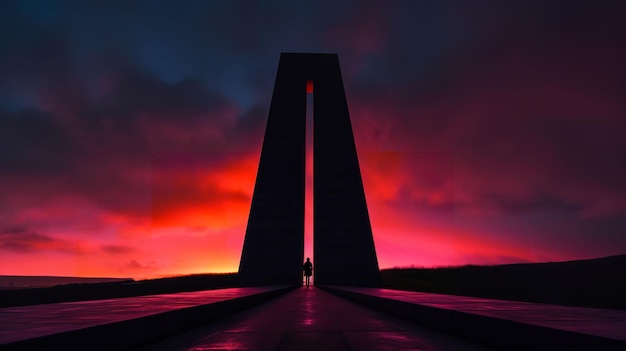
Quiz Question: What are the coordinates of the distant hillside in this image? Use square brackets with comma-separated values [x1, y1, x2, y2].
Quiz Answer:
[0, 273, 239, 308]
[0, 275, 133, 289]
[381, 254, 626, 310]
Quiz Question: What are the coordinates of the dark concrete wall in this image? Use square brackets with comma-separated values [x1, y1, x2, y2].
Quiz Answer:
[238, 55, 307, 286]
[239, 53, 380, 287]
[311, 55, 380, 287]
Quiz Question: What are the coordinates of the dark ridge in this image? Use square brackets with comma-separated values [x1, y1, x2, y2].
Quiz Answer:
[0, 276, 132, 289]
[0, 273, 239, 308]
[381, 254, 626, 310]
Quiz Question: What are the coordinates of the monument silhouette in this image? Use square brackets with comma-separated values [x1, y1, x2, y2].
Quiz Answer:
[238, 53, 380, 287]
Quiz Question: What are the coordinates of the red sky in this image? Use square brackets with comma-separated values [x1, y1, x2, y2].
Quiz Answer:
[1, 1, 625, 279]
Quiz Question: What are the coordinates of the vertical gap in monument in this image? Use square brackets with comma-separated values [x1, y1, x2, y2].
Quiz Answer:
[304, 80, 314, 284]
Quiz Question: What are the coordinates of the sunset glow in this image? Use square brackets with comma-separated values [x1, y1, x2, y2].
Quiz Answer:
[1, 1, 625, 279]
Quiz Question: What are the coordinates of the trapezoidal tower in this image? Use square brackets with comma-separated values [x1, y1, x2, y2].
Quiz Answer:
[238, 53, 380, 287]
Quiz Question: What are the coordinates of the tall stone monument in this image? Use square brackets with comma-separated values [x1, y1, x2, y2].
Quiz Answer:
[238, 53, 380, 287]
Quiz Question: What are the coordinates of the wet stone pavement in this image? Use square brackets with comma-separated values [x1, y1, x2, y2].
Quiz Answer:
[141, 286, 494, 351]
[335, 286, 626, 342]
[0, 286, 282, 345]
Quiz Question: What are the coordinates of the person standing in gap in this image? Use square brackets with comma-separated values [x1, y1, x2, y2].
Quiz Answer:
[303, 257, 313, 287]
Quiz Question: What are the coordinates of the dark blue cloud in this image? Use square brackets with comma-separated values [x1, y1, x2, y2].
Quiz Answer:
[1, 0, 626, 265]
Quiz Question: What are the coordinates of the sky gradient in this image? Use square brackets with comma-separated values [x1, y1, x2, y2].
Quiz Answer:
[1, 1, 625, 279]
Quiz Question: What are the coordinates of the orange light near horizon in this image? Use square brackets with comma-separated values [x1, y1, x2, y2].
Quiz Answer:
[150, 153, 258, 228]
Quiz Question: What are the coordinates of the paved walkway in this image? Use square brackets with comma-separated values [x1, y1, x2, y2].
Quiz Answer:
[322, 286, 626, 350]
[330, 286, 626, 341]
[0, 286, 285, 346]
[142, 286, 494, 351]
[6, 285, 622, 350]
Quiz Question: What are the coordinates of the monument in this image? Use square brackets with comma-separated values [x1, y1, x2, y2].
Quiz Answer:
[238, 53, 380, 287]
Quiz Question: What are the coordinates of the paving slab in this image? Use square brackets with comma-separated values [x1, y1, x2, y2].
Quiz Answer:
[141, 286, 495, 350]
[0, 285, 295, 350]
[321, 285, 626, 351]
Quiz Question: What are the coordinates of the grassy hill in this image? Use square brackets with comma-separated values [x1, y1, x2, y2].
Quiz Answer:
[4, 255, 625, 310]
[0, 273, 239, 308]
[381, 254, 626, 310]
[0, 275, 132, 289]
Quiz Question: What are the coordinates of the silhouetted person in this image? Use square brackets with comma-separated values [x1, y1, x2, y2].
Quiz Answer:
[303, 257, 313, 287]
